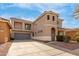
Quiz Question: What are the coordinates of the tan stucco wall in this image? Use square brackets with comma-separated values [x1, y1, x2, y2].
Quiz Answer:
[32, 12, 62, 41]
[0, 22, 10, 43]
[33, 13, 58, 36]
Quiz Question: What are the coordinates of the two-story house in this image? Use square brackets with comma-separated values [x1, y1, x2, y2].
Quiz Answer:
[10, 17, 32, 40]
[10, 11, 63, 41]
[32, 11, 63, 41]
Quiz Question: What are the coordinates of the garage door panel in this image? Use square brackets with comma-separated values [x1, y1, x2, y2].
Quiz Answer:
[14, 33, 31, 40]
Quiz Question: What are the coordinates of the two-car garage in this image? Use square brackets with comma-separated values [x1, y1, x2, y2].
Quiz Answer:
[12, 31, 31, 40]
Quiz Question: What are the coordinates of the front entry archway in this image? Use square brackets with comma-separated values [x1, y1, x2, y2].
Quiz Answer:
[51, 28, 55, 41]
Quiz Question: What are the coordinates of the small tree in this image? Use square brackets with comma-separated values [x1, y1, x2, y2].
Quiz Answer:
[74, 32, 79, 42]
[74, 5, 79, 19]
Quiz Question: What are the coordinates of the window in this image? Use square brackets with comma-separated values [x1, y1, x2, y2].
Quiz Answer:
[47, 15, 50, 20]
[32, 32, 34, 36]
[14, 22, 22, 29]
[58, 31, 64, 35]
[25, 24, 31, 30]
[52, 16, 55, 21]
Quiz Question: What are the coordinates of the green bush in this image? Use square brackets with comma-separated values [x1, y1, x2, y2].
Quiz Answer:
[56, 35, 71, 43]
[74, 32, 79, 43]
[56, 35, 64, 42]
[63, 36, 70, 43]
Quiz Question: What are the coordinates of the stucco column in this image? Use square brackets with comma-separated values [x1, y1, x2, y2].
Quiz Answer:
[55, 28, 58, 41]
[64, 30, 66, 35]
[13, 21, 15, 29]
[22, 22, 25, 30]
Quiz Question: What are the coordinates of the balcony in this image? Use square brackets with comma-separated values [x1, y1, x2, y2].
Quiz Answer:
[14, 22, 22, 30]
[13, 22, 31, 31]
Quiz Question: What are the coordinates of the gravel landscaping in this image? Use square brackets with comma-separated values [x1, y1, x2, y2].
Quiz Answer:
[48, 42, 79, 50]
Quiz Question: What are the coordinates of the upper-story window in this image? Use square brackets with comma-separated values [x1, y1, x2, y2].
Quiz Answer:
[47, 15, 50, 20]
[25, 24, 31, 30]
[52, 16, 55, 21]
[32, 32, 34, 36]
[14, 22, 22, 29]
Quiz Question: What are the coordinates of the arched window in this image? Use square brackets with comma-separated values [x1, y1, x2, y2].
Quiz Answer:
[52, 16, 55, 21]
[47, 15, 50, 20]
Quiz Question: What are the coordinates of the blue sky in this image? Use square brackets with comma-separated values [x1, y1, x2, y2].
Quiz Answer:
[0, 3, 79, 28]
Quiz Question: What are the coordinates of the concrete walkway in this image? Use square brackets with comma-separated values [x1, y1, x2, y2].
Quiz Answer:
[7, 40, 75, 56]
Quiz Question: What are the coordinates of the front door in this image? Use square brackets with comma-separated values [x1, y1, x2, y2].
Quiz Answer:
[51, 28, 55, 41]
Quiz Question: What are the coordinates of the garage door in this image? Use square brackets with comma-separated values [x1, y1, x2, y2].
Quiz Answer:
[14, 33, 31, 40]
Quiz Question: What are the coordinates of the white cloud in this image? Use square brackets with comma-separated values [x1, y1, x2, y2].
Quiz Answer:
[0, 3, 32, 9]
[0, 4, 15, 9]
[0, 14, 16, 19]
[14, 3, 34, 9]
[0, 14, 35, 21]
[62, 18, 79, 28]
[20, 16, 35, 21]
[34, 3, 68, 12]
[0, 3, 69, 13]
[23, 3, 67, 13]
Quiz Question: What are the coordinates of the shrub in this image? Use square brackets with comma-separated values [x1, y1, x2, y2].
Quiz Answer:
[63, 36, 70, 43]
[74, 32, 79, 43]
[56, 35, 64, 42]
[76, 38, 79, 42]
[56, 35, 71, 43]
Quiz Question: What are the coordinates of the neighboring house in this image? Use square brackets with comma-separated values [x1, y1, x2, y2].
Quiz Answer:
[58, 28, 79, 41]
[0, 17, 11, 43]
[65, 28, 79, 41]
[32, 11, 63, 41]
[10, 17, 32, 40]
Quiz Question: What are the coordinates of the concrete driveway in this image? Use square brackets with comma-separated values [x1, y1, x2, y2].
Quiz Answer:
[7, 40, 75, 56]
